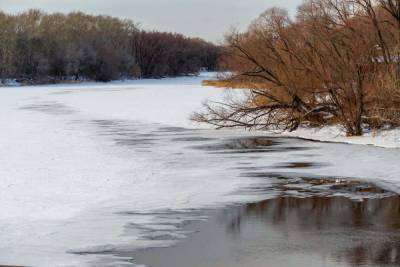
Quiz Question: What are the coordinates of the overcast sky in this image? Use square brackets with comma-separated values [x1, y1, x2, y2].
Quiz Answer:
[0, 0, 303, 42]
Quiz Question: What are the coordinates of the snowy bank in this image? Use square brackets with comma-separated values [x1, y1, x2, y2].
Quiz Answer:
[279, 126, 400, 149]
[200, 78, 400, 149]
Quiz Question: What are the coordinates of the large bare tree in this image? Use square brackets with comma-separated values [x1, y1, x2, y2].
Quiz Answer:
[194, 0, 400, 136]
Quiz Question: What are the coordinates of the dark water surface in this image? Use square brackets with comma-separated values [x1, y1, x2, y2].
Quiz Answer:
[86, 125, 398, 267]
[118, 134, 400, 267]
[132, 194, 400, 267]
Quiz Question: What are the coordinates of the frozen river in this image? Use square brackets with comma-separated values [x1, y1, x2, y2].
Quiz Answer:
[0, 73, 400, 266]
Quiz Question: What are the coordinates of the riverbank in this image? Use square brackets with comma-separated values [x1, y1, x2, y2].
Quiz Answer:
[202, 79, 400, 149]
[280, 126, 400, 149]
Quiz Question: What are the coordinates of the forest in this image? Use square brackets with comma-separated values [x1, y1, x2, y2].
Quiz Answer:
[195, 0, 400, 136]
[0, 10, 221, 83]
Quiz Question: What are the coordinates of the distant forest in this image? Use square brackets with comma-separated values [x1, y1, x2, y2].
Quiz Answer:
[0, 10, 222, 84]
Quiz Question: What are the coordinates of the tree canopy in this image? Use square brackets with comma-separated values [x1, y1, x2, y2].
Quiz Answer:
[0, 10, 221, 83]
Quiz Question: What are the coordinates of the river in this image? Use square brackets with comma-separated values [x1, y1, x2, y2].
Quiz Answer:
[0, 73, 399, 266]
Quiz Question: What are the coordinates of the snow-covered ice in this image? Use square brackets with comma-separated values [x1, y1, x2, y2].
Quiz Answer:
[0, 73, 400, 266]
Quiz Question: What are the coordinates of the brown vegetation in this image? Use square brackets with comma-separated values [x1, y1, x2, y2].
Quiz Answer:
[194, 0, 400, 136]
[0, 10, 221, 83]
[201, 79, 259, 89]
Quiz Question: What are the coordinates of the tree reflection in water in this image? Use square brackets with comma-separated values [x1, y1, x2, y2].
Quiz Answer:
[226, 196, 400, 266]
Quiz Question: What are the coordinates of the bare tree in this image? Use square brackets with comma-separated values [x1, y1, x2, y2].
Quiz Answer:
[194, 0, 399, 136]
[0, 10, 220, 84]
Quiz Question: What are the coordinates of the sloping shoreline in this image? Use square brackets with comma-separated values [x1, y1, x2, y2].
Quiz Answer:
[279, 126, 400, 149]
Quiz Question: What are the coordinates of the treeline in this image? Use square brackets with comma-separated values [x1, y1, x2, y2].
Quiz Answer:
[195, 0, 400, 136]
[0, 10, 221, 83]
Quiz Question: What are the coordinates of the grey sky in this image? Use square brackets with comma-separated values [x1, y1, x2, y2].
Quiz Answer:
[0, 0, 303, 42]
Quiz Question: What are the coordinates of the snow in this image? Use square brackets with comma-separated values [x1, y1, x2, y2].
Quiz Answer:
[281, 126, 400, 148]
[0, 73, 258, 266]
[0, 72, 400, 266]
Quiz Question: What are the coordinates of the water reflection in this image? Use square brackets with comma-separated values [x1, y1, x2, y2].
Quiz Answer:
[227, 195, 400, 266]
[191, 136, 313, 154]
[192, 136, 278, 150]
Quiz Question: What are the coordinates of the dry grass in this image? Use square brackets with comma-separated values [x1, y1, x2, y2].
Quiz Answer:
[202, 79, 255, 89]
